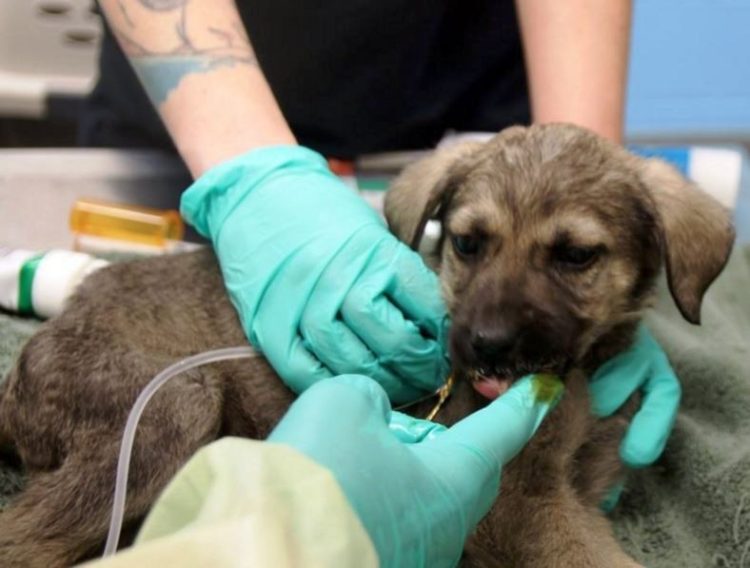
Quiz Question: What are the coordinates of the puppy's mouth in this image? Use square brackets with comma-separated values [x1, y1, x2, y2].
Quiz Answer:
[472, 369, 514, 399]
[470, 361, 567, 400]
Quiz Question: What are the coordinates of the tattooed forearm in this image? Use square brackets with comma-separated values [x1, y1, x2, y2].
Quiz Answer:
[102, 0, 257, 105]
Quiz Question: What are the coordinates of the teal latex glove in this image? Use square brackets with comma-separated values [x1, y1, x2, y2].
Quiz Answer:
[589, 325, 681, 468]
[269, 373, 563, 568]
[181, 146, 448, 404]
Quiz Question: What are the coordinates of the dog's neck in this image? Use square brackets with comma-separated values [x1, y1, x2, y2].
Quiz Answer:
[578, 320, 641, 376]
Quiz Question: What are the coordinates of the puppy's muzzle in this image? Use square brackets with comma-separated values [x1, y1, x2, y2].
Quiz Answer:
[451, 319, 574, 399]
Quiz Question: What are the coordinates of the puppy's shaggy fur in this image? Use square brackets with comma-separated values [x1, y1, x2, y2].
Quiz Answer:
[0, 124, 734, 567]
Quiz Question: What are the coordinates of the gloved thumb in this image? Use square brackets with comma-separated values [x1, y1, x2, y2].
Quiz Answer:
[432, 374, 563, 468]
[412, 375, 563, 527]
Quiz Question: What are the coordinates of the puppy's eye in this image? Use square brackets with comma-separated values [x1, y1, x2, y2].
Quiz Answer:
[451, 234, 482, 258]
[553, 245, 602, 270]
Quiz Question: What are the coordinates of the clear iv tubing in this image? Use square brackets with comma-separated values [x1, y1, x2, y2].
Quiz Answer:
[103, 346, 260, 557]
[102, 344, 439, 557]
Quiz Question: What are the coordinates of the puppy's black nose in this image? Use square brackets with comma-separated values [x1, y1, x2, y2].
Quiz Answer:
[471, 326, 516, 366]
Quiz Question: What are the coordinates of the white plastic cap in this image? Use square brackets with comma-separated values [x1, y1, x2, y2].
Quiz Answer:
[31, 250, 108, 319]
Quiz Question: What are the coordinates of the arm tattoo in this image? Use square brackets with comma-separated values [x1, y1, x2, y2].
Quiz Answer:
[110, 0, 258, 105]
[117, 1, 135, 28]
[207, 26, 235, 48]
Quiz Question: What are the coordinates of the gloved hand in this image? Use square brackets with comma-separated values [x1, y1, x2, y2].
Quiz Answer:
[269, 373, 563, 568]
[181, 146, 448, 404]
[589, 325, 681, 468]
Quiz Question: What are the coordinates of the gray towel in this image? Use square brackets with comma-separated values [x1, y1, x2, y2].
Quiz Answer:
[1, 247, 749, 566]
[613, 245, 750, 567]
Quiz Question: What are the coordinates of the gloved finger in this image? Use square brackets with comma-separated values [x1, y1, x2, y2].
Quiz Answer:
[588, 325, 664, 417]
[422, 374, 563, 469]
[383, 241, 447, 342]
[301, 265, 435, 402]
[341, 289, 446, 392]
[237, 237, 336, 393]
[301, 316, 428, 404]
[255, 318, 334, 393]
[388, 411, 447, 443]
[588, 356, 649, 417]
[412, 375, 563, 529]
[620, 368, 681, 467]
[301, 233, 445, 401]
[268, 374, 392, 446]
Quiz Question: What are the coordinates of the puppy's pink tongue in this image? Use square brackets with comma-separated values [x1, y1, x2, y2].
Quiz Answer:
[473, 377, 511, 400]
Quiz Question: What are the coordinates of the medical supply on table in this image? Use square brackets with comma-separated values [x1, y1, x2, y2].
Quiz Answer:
[70, 198, 191, 255]
[0, 247, 108, 318]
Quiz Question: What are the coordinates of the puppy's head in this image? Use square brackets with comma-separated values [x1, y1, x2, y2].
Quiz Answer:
[386, 124, 735, 398]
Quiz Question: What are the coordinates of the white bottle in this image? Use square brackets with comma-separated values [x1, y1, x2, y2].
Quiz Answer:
[0, 248, 109, 319]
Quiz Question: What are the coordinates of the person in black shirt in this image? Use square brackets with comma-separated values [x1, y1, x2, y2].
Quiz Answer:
[84, 1, 536, 156]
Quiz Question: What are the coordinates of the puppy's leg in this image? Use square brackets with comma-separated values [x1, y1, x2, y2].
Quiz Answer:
[0, 368, 224, 567]
[563, 398, 644, 568]
[481, 490, 641, 568]
[0, 455, 99, 567]
[0, 430, 216, 566]
[0, 447, 168, 565]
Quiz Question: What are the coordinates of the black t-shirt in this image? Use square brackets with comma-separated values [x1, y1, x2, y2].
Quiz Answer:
[79, 0, 529, 159]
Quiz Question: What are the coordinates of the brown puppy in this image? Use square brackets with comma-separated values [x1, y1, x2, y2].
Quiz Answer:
[0, 124, 734, 567]
[387, 124, 734, 566]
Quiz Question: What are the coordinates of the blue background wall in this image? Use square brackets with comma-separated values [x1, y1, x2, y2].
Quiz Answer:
[626, 0, 750, 140]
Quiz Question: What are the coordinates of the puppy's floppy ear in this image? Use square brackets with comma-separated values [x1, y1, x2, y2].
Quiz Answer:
[638, 158, 735, 324]
[385, 141, 482, 250]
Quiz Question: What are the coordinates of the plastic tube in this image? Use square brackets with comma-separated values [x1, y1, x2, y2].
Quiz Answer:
[103, 346, 260, 557]
[102, 344, 443, 557]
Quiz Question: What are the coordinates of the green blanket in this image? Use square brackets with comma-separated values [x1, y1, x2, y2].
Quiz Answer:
[1, 247, 749, 567]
